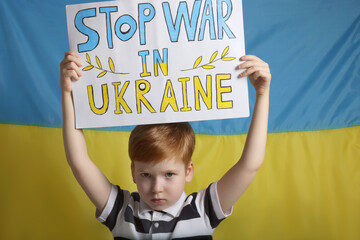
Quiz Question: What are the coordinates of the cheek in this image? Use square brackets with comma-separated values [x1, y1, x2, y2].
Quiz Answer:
[136, 179, 151, 193]
[167, 178, 184, 192]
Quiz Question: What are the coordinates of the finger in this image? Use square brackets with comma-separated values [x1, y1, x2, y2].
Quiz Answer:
[64, 70, 79, 81]
[65, 61, 83, 77]
[239, 67, 270, 79]
[71, 69, 81, 80]
[67, 69, 82, 81]
[61, 68, 79, 82]
[238, 66, 269, 78]
[239, 67, 256, 78]
[64, 51, 78, 58]
[240, 55, 264, 62]
[61, 63, 82, 80]
[251, 70, 272, 82]
[66, 54, 82, 66]
[62, 51, 80, 62]
[237, 60, 268, 70]
[61, 54, 83, 67]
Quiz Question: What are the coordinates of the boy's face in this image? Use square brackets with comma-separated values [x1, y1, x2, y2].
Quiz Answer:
[131, 157, 194, 211]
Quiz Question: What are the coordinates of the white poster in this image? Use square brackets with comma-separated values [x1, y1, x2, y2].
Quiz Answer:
[66, 0, 249, 128]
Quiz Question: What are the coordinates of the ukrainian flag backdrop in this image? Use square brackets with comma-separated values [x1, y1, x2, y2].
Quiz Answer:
[0, 0, 359, 239]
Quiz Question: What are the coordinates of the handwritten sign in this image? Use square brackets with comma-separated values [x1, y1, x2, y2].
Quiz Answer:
[66, 0, 249, 128]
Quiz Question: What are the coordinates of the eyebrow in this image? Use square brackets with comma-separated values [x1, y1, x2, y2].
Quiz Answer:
[163, 169, 179, 173]
[137, 169, 180, 173]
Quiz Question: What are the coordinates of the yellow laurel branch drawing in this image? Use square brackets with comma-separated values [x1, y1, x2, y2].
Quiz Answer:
[81, 55, 129, 77]
[109, 57, 115, 73]
[202, 65, 215, 69]
[209, 51, 218, 62]
[193, 56, 202, 68]
[82, 65, 94, 71]
[86, 53, 91, 64]
[181, 46, 235, 72]
[221, 46, 229, 57]
[222, 57, 236, 61]
[97, 70, 107, 78]
[95, 56, 102, 68]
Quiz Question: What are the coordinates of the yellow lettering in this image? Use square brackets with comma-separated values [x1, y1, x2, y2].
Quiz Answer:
[154, 62, 168, 77]
[178, 77, 191, 112]
[136, 80, 156, 113]
[216, 74, 233, 109]
[160, 80, 179, 112]
[194, 75, 212, 110]
[140, 63, 151, 77]
[87, 84, 109, 115]
[112, 81, 132, 114]
[153, 49, 168, 77]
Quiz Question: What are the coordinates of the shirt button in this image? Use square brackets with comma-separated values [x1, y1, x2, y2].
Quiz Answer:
[154, 222, 159, 228]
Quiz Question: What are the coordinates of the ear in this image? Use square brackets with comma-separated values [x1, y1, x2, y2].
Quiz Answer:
[185, 161, 194, 183]
[131, 162, 136, 184]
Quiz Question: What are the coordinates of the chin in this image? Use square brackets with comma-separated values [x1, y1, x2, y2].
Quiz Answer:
[152, 206, 165, 211]
[150, 203, 167, 210]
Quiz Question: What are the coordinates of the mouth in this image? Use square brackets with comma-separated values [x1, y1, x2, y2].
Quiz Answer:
[151, 198, 165, 204]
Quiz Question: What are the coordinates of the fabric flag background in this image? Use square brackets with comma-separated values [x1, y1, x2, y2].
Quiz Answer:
[0, 0, 359, 239]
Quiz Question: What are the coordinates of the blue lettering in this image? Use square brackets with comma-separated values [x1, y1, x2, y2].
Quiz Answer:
[138, 50, 150, 65]
[99, 7, 118, 49]
[162, 0, 201, 42]
[115, 15, 137, 41]
[75, 8, 100, 53]
[217, 0, 235, 39]
[138, 50, 151, 77]
[153, 49, 168, 76]
[199, 0, 216, 41]
[138, 3, 156, 45]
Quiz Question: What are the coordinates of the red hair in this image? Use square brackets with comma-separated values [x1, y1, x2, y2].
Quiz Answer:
[128, 122, 195, 166]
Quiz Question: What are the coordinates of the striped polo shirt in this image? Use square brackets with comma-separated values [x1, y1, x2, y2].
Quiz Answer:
[96, 182, 232, 239]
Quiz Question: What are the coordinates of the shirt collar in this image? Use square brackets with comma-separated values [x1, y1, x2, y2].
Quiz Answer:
[139, 192, 187, 218]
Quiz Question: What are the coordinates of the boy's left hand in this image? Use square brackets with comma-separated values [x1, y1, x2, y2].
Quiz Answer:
[237, 55, 271, 96]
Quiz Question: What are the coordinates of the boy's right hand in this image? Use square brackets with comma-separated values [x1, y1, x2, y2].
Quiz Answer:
[61, 51, 112, 213]
[60, 51, 83, 93]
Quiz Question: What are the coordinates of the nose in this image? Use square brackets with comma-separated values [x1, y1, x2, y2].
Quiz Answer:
[152, 177, 163, 193]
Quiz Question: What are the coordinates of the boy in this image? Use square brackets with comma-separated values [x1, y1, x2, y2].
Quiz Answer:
[60, 51, 271, 239]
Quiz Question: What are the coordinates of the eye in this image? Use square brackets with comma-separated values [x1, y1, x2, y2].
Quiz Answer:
[141, 173, 151, 178]
[165, 172, 175, 178]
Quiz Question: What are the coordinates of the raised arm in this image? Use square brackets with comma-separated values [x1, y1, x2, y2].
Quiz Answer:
[217, 55, 271, 213]
[61, 51, 112, 213]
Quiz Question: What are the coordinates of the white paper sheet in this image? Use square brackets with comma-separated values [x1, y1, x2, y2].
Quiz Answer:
[66, 0, 248, 128]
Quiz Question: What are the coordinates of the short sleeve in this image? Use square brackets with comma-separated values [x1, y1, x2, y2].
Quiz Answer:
[203, 181, 233, 229]
[209, 181, 233, 218]
[96, 185, 118, 222]
[96, 185, 125, 231]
